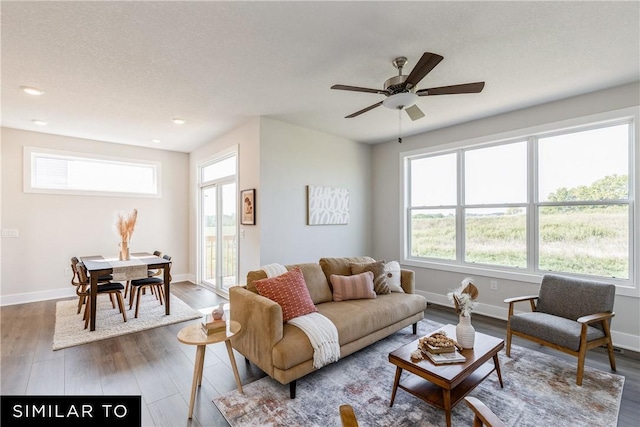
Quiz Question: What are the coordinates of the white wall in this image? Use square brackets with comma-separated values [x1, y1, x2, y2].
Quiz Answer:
[0, 128, 190, 305]
[0, 134, 3, 293]
[372, 82, 640, 351]
[189, 118, 261, 285]
[258, 118, 372, 266]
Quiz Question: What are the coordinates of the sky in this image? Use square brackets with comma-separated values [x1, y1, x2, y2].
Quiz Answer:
[411, 122, 629, 208]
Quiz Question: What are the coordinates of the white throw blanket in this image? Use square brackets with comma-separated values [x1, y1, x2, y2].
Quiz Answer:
[288, 312, 340, 368]
[261, 263, 340, 368]
[261, 263, 288, 277]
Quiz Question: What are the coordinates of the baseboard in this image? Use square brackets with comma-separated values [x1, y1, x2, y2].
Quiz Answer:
[0, 273, 192, 307]
[418, 290, 640, 353]
[0, 287, 77, 306]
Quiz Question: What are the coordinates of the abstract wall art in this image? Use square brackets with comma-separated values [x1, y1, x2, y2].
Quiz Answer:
[307, 185, 350, 225]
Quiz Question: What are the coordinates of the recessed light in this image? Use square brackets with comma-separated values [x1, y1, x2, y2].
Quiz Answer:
[151, 139, 161, 143]
[21, 86, 45, 96]
[172, 118, 185, 125]
[31, 119, 48, 126]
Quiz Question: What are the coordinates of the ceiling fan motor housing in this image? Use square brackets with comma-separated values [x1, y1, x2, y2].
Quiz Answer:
[384, 75, 410, 95]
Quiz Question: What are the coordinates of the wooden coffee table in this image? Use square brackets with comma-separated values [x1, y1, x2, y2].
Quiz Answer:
[388, 324, 504, 427]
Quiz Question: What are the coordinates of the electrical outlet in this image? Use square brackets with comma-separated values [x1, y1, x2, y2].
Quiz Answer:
[490, 280, 498, 291]
[1, 229, 19, 238]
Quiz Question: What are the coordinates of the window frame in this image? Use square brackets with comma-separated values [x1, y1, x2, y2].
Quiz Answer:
[401, 107, 638, 297]
[23, 146, 161, 198]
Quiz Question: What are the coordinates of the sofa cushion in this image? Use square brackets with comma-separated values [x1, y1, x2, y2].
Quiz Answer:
[247, 263, 333, 305]
[254, 267, 318, 322]
[271, 293, 427, 370]
[384, 261, 404, 293]
[330, 271, 377, 301]
[319, 256, 375, 289]
[350, 260, 390, 294]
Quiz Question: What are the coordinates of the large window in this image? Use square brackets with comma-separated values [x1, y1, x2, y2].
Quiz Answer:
[405, 115, 635, 287]
[24, 147, 160, 197]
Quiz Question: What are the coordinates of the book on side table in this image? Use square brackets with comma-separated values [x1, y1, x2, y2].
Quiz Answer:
[201, 314, 226, 335]
[425, 349, 466, 364]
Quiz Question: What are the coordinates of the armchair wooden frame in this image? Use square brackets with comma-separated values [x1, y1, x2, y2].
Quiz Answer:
[505, 295, 616, 386]
[464, 396, 505, 427]
[339, 404, 359, 427]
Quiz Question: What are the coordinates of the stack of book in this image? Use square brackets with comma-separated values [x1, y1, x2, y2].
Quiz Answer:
[424, 342, 455, 354]
[425, 349, 466, 364]
[417, 331, 466, 364]
[201, 314, 226, 335]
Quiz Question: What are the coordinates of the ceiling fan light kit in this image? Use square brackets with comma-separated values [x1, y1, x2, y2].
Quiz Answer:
[331, 51, 485, 142]
[382, 92, 418, 110]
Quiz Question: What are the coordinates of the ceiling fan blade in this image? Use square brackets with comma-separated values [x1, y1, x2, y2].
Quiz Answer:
[345, 101, 383, 118]
[417, 82, 485, 96]
[404, 52, 444, 89]
[331, 84, 386, 95]
[405, 104, 425, 121]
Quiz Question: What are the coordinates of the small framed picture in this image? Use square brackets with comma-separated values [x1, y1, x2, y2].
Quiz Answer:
[241, 189, 256, 225]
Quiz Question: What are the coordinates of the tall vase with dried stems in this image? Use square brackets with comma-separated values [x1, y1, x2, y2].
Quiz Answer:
[116, 209, 137, 261]
[447, 277, 479, 350]
[456, 314, 476, 349]
[119, 241, 130, 261]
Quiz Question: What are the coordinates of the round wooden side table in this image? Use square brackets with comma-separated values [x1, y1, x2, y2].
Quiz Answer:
[177, 320, 243, 419]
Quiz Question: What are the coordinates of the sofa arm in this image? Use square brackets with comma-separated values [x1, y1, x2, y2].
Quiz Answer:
[229, 286, 284, 377]
[400, 269, 415, 294]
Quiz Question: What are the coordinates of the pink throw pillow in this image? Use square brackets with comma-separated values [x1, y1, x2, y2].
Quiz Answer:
[254, 267, 317, 322]
[330, 271, 377, 301]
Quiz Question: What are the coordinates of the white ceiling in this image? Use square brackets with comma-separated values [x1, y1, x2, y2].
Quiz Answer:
[2, 1, 639, 153]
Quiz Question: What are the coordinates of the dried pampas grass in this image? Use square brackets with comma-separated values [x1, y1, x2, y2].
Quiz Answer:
[116, 209, 138, 242]
[447, 277, 479, 317]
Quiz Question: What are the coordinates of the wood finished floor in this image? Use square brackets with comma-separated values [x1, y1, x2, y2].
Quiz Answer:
[1, 282, 638, 426]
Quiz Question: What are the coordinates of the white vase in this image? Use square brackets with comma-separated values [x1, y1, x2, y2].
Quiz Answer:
[456, 314, 475, 349]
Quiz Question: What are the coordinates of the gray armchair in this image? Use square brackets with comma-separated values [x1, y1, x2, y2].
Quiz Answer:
[504, 274, 616, 385]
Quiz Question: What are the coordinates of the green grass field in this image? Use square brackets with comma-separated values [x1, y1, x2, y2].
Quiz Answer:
[411, 208, 629, 278]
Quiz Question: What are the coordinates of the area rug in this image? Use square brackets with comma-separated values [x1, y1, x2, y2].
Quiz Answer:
[53, 294, 202, 350]
[213, 319, 624, 426]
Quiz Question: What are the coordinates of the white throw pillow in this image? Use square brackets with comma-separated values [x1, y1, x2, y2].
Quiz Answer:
[384, 261, 404, 293]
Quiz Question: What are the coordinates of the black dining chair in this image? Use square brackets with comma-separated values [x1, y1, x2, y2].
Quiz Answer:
[75, 261, 127, 328]
[124, 250, 162, 300]
[129, 254, 172, 318]
[70, 256, 116, 315]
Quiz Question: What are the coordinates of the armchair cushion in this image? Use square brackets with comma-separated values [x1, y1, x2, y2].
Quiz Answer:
[537, 274, 615, 328]
[509, 312, 606, 351]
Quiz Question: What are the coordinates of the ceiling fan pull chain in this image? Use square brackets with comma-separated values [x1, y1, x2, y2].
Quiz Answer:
[398, 108, 403, 143]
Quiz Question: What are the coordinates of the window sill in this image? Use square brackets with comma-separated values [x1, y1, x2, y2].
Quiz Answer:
[402, 258, 638, 298]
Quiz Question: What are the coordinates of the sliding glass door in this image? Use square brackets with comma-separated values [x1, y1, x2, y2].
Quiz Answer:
[200, 154, 237, 295]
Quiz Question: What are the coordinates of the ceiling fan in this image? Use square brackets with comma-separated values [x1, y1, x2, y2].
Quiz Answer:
[331, 52, 485, 122]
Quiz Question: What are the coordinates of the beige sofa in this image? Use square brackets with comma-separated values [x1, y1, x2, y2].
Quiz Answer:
[229, 257, 427, 398]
